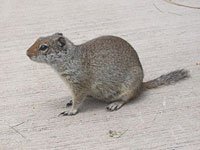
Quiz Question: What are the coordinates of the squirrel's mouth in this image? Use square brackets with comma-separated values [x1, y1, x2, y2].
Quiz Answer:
[26, 50, 40, 63]
[27, 54, 48, 64]
[26, 50, 35, 58]
[26, 50, 36, 61]
[29, 56, 37, 61]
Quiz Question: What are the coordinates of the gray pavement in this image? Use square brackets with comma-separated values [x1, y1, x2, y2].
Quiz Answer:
[0, 0, 200, 149]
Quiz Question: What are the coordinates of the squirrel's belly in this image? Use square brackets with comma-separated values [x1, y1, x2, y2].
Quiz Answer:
[90, 82, 121, 102]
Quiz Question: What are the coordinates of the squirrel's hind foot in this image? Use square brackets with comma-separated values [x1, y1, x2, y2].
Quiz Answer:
[59, 109, 78, 116]
[106, 101, 125, 111]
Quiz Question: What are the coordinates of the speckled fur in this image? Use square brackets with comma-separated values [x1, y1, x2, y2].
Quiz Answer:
[26, 33, 189, 115]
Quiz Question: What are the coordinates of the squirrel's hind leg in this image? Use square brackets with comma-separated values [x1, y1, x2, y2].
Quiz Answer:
[106, 90, 132, 111]
[106, 84, 141, 111]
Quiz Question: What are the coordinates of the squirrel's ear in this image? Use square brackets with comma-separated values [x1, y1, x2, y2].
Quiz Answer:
[57, 37, 66, 47]
[55, 32, 63, 36]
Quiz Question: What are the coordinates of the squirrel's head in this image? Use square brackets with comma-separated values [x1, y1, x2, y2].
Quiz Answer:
[26, 33, 74, 64]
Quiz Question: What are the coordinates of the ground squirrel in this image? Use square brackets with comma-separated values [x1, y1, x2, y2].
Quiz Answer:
[26, 33, 189, 116]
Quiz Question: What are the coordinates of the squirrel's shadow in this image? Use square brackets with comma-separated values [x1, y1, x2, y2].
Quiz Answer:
[55, 96, 105, 112]
[58, 92, 148, 113]
[81, 98, 106, 112]
[82, 92, 148, 113]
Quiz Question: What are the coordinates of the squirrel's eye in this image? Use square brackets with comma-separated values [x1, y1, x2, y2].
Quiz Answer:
[39, 45, 48, 51]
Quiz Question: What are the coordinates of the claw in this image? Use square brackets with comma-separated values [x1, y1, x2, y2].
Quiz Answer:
[58, 109, 78, 116]
[106, 101, 124, 111]
[58, 111, 66, 116]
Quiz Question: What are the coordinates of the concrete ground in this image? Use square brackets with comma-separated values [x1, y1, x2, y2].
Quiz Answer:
[0, 0, 200, 149]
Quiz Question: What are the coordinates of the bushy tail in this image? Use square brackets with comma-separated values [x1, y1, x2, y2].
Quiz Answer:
[143, 69, 189, 89]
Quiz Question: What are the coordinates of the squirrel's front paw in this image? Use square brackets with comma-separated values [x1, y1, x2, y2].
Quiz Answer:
[59, 109, 78, 116]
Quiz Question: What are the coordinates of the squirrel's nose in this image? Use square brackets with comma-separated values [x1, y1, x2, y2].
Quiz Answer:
[26, 50, 34, 58]
[26, 50, 31, 57]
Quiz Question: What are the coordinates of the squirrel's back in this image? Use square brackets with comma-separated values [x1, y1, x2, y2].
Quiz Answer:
[77, 35, 144, 84]
[78, 35, 143, 74]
